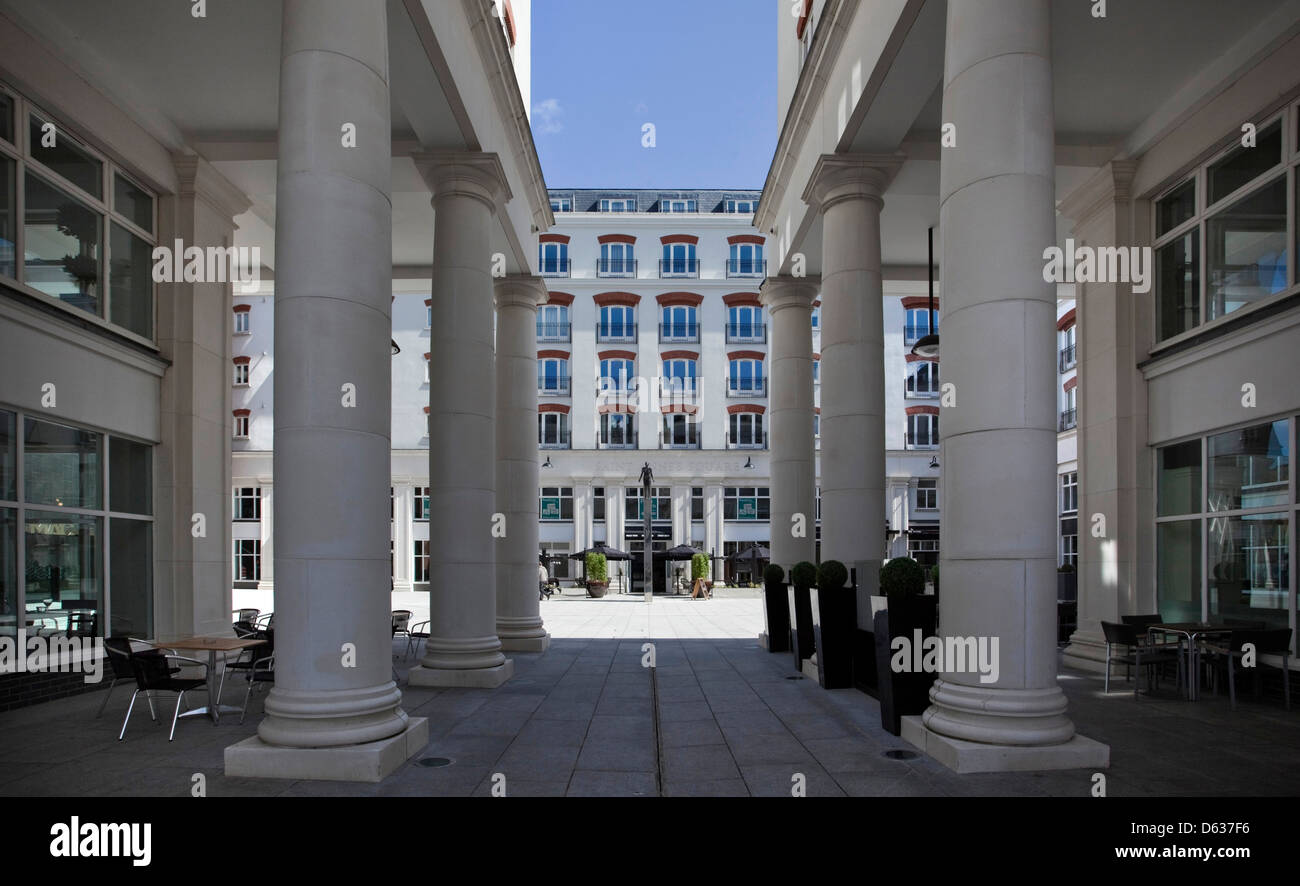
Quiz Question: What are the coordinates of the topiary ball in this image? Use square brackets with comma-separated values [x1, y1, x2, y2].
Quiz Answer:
[879, 557, 925, 596]
[763, 563, 785, 587]
[791, 561, 817, 589]
[818, 559, 848, 590]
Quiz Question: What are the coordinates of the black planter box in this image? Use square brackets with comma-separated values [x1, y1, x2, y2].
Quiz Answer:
[786, 584, 814, 672]
[1057, 571, 1077, 603]
[853, 629, 879, 696]
[762, 581, 791, 653]
[810, 587, 856, 689]
[873, 593, 939, 736]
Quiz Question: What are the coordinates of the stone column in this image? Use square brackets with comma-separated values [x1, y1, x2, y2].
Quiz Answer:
[409, 151, 513, 688]
[1060, 161, 1152, 672]
[804, 155, 900, 626]
[392, 484, 414, 593]
[909, 0, 1106, 770]
[761, 277, 819, 573]
[230, 0, 422, 776]
[671, 484, 692, 546]
[495, 275, 550, 652]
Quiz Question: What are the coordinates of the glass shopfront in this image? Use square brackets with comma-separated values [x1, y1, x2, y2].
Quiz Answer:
[0, 407, 153, 639]
[1156, 418, 1293, 641]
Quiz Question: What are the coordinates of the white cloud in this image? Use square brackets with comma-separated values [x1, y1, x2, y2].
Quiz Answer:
[532, 98, 564, 135]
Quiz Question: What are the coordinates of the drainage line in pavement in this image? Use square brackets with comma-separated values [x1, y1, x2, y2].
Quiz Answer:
[650, 662, 664, 797]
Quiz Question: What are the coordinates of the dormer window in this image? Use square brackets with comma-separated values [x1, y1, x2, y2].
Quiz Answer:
[661, 198, 696, 213]
[600, 198, 636, 213]
[725, 199, 757, 213]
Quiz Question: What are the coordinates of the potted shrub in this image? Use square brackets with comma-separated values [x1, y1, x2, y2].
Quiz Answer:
[786, 561, 817, 673]
[761, 564, 790, 653]
[873, 557, 938, 735]
[585, 552, 609, 598]
[810, 560, 855, 689]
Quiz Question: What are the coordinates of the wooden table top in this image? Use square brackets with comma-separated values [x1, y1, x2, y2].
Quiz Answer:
[1149, 623, 1233, 634]
[153, 636, 266, 652]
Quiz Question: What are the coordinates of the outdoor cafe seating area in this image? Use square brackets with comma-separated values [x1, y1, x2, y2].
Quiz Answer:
[1101, 615, 1293, 711]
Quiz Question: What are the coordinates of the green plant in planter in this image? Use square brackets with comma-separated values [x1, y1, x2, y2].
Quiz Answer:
[763, 563, 785, 588]
[791, 561, 817, 590]
[691, 553, 709, 581]
[879, 557, 925, 596]
[585, 552, 608, 583]
[1057, 563, 1075, 573]
[817, 559, 849, 590]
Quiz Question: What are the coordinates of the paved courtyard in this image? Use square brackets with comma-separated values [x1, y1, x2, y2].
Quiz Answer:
[1, 593, 1297, 797]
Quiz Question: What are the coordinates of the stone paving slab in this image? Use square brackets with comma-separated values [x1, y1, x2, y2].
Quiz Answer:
[1, 596, 1298, 797]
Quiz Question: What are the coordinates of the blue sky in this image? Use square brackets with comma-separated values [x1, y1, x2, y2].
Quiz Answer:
[530, 0, 777, 190]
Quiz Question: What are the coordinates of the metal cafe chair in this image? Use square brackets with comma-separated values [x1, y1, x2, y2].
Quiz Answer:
[254, 612, 274, 629]
[100, 637, 165, 720]
[1101, 621, 1183, 696]
[120, 647, 211, 741]
[220, 626, 272, 702]
[1202, 628, 1292, 711]
[233, 608, 260, 624]
[406, 620, 430, 660]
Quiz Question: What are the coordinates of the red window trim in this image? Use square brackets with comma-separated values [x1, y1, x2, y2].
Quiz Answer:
[232, 304, 251, 313]
[813, 300, 821, 308]
[727, 234, 766, 246]
[1057, 308, 1077, 331]
[660, 404, 700, 415]
[545, 292, 574, 306]
[598, 403, 639, 415]
[598, 234, 637, 245]
[502, 0, 516, 45]
[660, 350, 699, 362]
[597, 350, 637, 362]
[660, 234, 699, 245]
[233, 409, 251, 417]
[423, 407, 430, 415]
[1064, 377, 1078, 393]
[538, 404, 570, 415]
[233, 356, 251, 365]
[656, 292, 704, 307]
[812, 352, 821, 361]
[722, 293, 762, 307]
[728, 350, 766, 362]
[905, 354, 939, 364]
[423, 352, 431, 361]
[424, 298, 432, 307]
[727, 404, 766, 416]
[537, 350, 570, 361]
[901, 296, 939, 311]
[540, 234, 570, 244]
[813, 406, 821, 414]
[905, 406, 940, 417]
[796, 0, 813, 38]
[593, 292, 641, 307]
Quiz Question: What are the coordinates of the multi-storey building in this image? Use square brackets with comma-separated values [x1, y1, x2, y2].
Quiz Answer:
[229, 188, 949, 596]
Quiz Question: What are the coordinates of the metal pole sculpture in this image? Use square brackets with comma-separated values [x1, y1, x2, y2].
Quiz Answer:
[640, 462, 653, 603]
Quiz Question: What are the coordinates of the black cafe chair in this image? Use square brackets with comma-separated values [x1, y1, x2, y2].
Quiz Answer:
[1101, 621, 1182, 696]
[239, 652, 275, 724]
[1203, 628, 1292, 711]
[119, 647, 211, 741]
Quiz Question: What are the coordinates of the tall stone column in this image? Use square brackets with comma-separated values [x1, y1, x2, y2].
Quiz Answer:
[409, 151, 513, 688]
[392, 484, 414, 593]
[495, 275, 550, 652]
[909, 0, 1107, 770]
[256, 481, 274, 592]
[804, 155, 900, 625]
[229, 0, 424, 779]
[761, 276, 819, 573]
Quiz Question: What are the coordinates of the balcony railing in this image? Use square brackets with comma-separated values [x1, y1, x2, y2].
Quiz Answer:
[539, 259, 571, 278]
[726, 259, 767, 278]
[536, 322, 571, 342]
[1060, 408, 1077, 431]
[659, 433, 701, 450]
[597, 258, 638, 278]
[904, 324, 935, 345]
[538, 435, 571, 450]
[1059, 343, 1077, 372]
[727, 438, 767, 450]
[538, 376, 571, 396]
[904, 381, 940, 399]
[596, 323, 638, 343]
[598, 431, 639, 450]
[658, 377, 700, 404]
[905, 434, 939, 449]
[725, 324, 767, 344]
[659, 323, 699, 343]
[726, 379, 767, 398]
[659, 259, 700, 278]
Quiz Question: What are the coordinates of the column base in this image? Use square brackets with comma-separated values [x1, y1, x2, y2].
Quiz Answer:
[757, 632, 769, 650]
[901, 716, 1109, 774]
[224, 717, 428, 783]
[800, 657, 819, 681]
[408, 660, 514, 688]
[1061, 630, 1109, 673]
[500, 634, 550, 652]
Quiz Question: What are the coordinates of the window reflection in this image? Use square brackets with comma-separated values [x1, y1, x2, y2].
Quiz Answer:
[1208, 420, 1289, 511]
